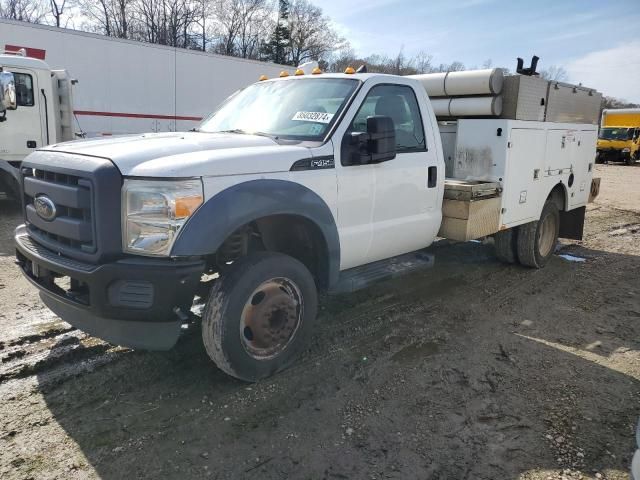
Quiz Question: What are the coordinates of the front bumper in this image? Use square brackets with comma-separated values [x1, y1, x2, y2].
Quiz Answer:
[15, 225, 205, 350]
[597, 148, 630, 160]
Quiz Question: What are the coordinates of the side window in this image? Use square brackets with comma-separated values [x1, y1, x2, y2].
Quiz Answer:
[350, 84, 426, 152]
[14, 73, 34, 107]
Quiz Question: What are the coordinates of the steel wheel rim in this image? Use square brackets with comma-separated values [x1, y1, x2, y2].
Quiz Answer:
[538, 214, 556, 257]
[239, 277, 303, 360]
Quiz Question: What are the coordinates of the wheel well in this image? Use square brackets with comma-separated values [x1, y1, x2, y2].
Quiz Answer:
[213, 215, 330, 289]
[547, 183, 567, 211]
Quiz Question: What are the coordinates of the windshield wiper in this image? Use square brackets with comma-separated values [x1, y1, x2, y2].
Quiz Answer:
[218, 129, 275, 139]
[219, 129, 248, 134]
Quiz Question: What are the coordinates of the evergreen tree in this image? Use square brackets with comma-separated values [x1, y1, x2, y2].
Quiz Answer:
[262, 0, 292, 65]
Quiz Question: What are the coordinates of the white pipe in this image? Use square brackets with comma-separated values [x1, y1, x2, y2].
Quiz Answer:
[409, 68, 504, 97]
[430, 98, 451, 116]
[430, 96, 503, 117]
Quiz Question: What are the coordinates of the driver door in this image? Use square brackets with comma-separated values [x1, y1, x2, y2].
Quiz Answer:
[335, 81, 441, 268]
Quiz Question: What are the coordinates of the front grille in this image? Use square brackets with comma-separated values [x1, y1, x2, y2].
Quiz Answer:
[21, 151, 123, 264]
[23, 168, 96, 254]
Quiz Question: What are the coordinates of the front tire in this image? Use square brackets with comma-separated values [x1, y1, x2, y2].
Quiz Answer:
[516, 201, 560, 268]
[202, 252, 318, 382]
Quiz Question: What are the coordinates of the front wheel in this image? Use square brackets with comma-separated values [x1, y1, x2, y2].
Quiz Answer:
[202, 252, 318, 382]
[516, 201, 560, 268]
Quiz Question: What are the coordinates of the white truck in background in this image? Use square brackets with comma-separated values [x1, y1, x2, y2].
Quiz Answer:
[12, 59, 601, 381]
[0, 18, 286, 200]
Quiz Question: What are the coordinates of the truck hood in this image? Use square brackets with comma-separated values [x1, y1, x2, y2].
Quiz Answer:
[44, 132, 312, 177]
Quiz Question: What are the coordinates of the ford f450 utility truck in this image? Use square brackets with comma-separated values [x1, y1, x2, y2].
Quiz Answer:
[14, 67, 600, 381]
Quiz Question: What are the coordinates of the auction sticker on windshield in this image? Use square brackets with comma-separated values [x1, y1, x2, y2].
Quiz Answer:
[292, 111, 334, 123]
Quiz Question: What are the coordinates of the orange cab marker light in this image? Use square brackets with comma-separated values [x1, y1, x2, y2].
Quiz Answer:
[279, 70, 290, 77]
[175, 195, 203, 218]
[259, 74, 268, 81]
[344, 66, 356, 74]
[312, 67, 322, 75]
[294, 69, 304, 76]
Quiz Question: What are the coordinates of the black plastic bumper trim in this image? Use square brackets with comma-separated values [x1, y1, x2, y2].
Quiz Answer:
[39, 291, 182, 350]
[15, 225, 205, 328]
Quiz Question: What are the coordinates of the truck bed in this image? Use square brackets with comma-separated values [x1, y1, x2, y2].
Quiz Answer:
[437, 119, 597, 241]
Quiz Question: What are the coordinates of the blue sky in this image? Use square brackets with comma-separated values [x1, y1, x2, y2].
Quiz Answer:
[319, 0, 640, 102]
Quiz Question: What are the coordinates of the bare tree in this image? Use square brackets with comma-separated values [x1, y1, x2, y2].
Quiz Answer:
[79, 0, 133, 38]
[134, 0, 198, 47]
[0, 0, 47, 22]
[192, 0, 213, 51]
[539, 65, 568, 82]
[602, 96, 640, 109]
[414, 50, 433, 74]
[287, 0, 343, 66]
[48, 0, 67, 27]
[211, 0, 243, 55]
[236, 0, 271, 59]
[210, 0, 272, 58]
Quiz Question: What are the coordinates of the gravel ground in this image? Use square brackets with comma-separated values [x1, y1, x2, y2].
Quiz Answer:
[0, 163, 638, 480]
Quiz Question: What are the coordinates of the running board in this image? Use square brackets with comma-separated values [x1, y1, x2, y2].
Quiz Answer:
[330, 251, 435, 294]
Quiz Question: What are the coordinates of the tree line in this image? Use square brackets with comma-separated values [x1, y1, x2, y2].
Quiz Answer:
[0, 0, 580, 77]
[0, 0, 478, 72]
[0, 0, 347, 67]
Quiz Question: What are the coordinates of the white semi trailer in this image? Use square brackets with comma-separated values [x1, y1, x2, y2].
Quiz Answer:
[0, 18, 286, 199]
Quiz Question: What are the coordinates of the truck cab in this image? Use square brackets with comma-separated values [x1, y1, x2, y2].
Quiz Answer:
[596, 108, 640, 165]
[13, 69, 598, 381]
[0, 52, 75, 199]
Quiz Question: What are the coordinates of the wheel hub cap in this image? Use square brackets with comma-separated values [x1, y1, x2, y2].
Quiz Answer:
[240, 278, 303, 360]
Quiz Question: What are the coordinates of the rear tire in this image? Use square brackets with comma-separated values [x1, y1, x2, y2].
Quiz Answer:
[494, 228, 518, 263]
[202, 252, 318, 382]
[516, 201, 560, 268]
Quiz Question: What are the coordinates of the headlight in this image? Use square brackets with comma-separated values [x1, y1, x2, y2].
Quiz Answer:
[622, 148, 631, 153]
[122, 179, 203, 256]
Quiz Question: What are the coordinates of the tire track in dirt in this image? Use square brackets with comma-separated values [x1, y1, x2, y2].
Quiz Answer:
[0, 240, 588, 406]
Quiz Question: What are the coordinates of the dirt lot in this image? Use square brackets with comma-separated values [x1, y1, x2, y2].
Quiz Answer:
[0, 164, 639, 480]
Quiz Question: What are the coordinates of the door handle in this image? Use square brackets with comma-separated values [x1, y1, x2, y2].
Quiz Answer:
[27, 140, 37, 148]
[428, 166, 437, 188]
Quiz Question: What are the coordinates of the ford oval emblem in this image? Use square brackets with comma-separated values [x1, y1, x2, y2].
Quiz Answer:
[34, 195, 57, 221]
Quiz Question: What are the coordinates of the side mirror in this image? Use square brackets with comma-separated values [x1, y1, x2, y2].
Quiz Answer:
[0, 71, 17, 113]
[342, 115, 396, 165]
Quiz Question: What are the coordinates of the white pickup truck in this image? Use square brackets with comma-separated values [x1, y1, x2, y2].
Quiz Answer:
[12, 68, 599, 381]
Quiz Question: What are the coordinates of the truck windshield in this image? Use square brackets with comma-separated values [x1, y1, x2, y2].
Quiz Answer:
[599, 127, 633, 140]
[198, 78, 359, 141]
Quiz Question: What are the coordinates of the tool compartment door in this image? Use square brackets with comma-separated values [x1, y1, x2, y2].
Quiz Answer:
[502, 128, 546, 226]
[568, 129, 597, 209]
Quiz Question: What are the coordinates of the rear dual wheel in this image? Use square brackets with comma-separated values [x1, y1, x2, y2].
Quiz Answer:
[494, 200, 560, 269]
[202, 252, 318, 382]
